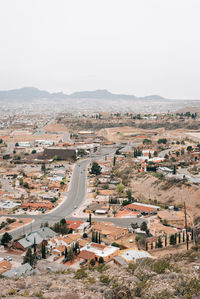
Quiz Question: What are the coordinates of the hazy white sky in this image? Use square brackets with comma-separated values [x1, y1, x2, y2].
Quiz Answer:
[0, 0, 200, 98]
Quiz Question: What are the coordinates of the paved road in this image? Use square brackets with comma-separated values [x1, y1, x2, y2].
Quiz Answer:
[2, 147, 144, 240]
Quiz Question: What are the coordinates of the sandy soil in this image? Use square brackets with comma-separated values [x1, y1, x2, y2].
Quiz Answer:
[130, 173, 200, 220]
[44, 122, 69, 133]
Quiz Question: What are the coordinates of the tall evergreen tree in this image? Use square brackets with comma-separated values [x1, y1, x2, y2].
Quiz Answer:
[183, 231, 185, 243]
[92, 231, 95, 242]
[89, 213, 92, 226]
[151, 242, 153, 250]
[65, 247, 68, 258]
[95, 231, 98, 243]
[33, 237, 37, 253]
[98, 233, 101, 244]
[191, 229, 194, 241]
[41, 242, 46, 259]
[157, 236, 163, 248]
[23, 248, 35, 266]
[165, 235, 167, 247]
[113, 156, 116, 166]
[178, 232, 181, 243]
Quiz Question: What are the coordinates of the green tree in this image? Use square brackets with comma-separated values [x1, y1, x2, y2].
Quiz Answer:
[67, 248, 74, 261]
[90, 162, 102, 175]
[126, 189, 132, 201]
[95, 231, 98, 243]
[23, 248, 36, 266]
[116, 184, 124, 194]
[178, 232, 181, 243]
[140, 221, 147, 231]
[90, 259, 95, 266]
[92, 231, 95, 242]
[1, 232, 12, 246]
[33, 237, 37, 253]
[187, 146, 193, 153]
[169, 235, 176, 245]
[60, 218, 66, 225]
[164, 235, 167, 247]
[98, 257, 104, 264]
[173, 165, 176, 175]
[98, 232, 101, 244]
[82, 233, 88, 238]
[53, 155, 58, 161]
[143, 139, 152, 145]
[65, 247, 68, 258]
[89, 213, 92, 226]
[41, 242, 46, 259]
[158, 138, 167, 144]
[157, 236, 163, 248]
[41, 163, 46, 173]
[183, 231, 185, 242]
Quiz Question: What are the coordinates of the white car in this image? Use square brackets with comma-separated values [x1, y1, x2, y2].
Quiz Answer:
[4, 256, 12, 261]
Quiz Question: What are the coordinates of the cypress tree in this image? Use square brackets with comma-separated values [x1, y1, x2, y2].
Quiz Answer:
[191, 230, 194, 241]
[178, 232, 181, 243]
[41, 242, 46, 259]
[174, 233, 177, 244]
[33, 237, 37, 253]
[92, 231, 95, 242]
[98, 233, 101, 244]
[151, 242, 153, 250]
[183, 231, 185, 243]
[89, 213, 92, 226]
[165, 235, 167, 247]
[157, 236, 163, 248]
[65, 247, 68, 258]
[95, 231, 98, 243]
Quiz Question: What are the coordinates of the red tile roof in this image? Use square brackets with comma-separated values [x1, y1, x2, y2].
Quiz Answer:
[125, 203, 157, 213]
[66, 220, 84, 230]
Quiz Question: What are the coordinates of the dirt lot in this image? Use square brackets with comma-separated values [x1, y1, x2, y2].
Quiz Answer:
[130, 173, 200, 220]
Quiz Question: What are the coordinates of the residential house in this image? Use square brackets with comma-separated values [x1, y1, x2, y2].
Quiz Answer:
[65, 221, 90, 233]
[92, 222, 128, 241]
[125, 202, 160, 215]
[119, 248, 153, 263]
[80, 242, 119, 263]
[14, 227, 56, 251]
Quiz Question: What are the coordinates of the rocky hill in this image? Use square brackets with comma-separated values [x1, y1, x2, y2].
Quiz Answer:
[0, 246, 200, 298]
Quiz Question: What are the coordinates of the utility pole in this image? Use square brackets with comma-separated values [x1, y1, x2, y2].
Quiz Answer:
[184, 201, 189, 250]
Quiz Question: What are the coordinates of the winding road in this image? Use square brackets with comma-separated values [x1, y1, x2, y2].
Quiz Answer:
[3, 147, 144, 240]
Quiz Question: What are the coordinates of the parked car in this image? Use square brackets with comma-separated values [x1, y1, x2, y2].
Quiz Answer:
[4, 256, 12, 261]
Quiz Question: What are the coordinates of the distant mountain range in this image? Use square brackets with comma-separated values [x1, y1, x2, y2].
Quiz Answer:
[0, 87, 167, 101]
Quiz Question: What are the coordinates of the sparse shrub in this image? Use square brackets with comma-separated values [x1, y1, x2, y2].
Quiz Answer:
[8, 289, 17, 295]
[151, 259, 173, 274]
[87, 276, 96, 284]
[23, 290, 29, 297]
[99, 274, 111, 285]
[127, 262, 137, 274]
[96, 264, 109, 273]
[74, 268, 88, 279]
[35, 291, 44, 298]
